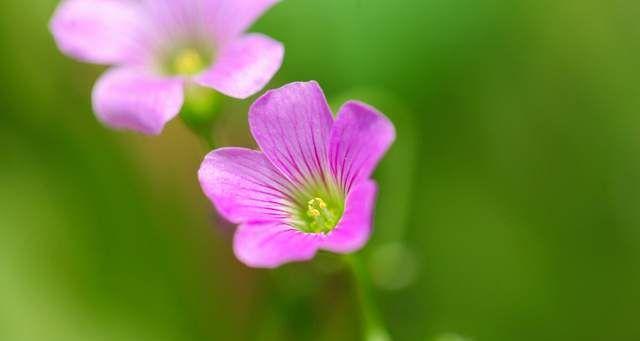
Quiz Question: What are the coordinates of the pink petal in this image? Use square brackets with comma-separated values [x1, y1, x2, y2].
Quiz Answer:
[92, 67, 184, 135]
[321, 180, 377, 253]
[206, 0, 281, 44]
[233, 222, 321, 268]
[328, 101, 396, 192]
[198, 148, 296, 224]
[142, 0, 212, 42]
[49, 0, 145, 64]
[195, 34, 284, 99]
[248, 81, 334, 187]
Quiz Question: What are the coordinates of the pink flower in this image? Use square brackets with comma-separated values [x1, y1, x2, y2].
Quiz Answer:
[50, 0, 284, 134]
[198, 81, 395, 268]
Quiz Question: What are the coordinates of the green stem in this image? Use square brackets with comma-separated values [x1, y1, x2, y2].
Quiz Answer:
[197, 127, 217, 150]
[345, 253, 391, 341]
[180, 119, 216, 150]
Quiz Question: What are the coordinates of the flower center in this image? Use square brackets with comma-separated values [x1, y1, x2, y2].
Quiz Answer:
[172, 48, 207, 75]
[304, 197, 340, 234]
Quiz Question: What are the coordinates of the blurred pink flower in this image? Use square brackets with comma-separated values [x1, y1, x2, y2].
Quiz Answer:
[198, 81, 395, 268]
[50, 0, 284, 134]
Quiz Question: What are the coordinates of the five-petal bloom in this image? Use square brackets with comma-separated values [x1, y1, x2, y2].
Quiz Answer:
[50, 0, 284, 134]
[198, 81, 395, 268]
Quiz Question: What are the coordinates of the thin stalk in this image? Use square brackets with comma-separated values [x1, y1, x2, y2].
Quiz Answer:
[196, 127, 216, 150]
[180, 119, 216, 150]
[345, 253, 391, 341]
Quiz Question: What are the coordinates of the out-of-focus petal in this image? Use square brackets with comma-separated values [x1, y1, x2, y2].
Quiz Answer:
[321, 180, 377, 253]
[141, 0, 279, 48]
[248, 81, 334, 187]
[92, 67, 184, 135]
[198, 147, 296, 224]
[142, 0, 210, 43]
[206, 0, 281, 44]
[328, 101, 396, 192]
[234, 222, 321, 268]
[50, 0, 145, 64]
[195, 34, 283, 99]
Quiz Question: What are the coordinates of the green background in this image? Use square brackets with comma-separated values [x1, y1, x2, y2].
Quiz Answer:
[1, 0, 639, 340]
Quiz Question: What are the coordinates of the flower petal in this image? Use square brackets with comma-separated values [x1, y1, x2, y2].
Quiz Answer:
[248, 81, 334, 188]
[321, 180, 377, 253]
[328, 101, 396, 192]
[50, 0, 145, 64]
[206, 0, 281, 44]
[195, 34, 284, 99]
[198, 147, 297, 224]
[234, 222, 321, 268]
[142, 0, 212, 42]
[92, 67, 184, 135]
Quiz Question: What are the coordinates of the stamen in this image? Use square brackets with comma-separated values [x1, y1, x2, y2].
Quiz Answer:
[305, 197, 338, 233]
[308, 208, 320, 217]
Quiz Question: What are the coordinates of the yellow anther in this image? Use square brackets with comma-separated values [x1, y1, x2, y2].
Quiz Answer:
[303, 196, 340, 233]
[173, 48, 204, 75]
[308, 197, 327, 208]
[307, 198, 327, 219]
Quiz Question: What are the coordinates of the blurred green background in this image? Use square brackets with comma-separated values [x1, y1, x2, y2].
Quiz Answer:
[2, 0, 640, 340]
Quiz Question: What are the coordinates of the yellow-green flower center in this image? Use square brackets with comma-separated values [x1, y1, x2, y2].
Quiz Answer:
[301, 197, 341, 234]
[172, 48, 207, 75]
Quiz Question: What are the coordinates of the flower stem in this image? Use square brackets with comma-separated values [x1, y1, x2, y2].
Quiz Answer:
[345, 253, 391, 341]
[180, 118, 216, 150]
[197, 127, 217, 150]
